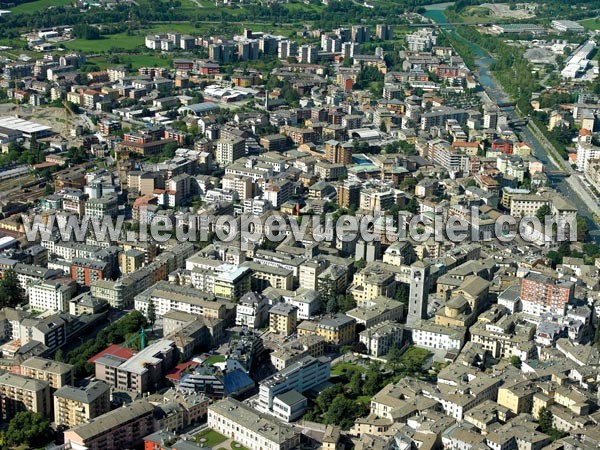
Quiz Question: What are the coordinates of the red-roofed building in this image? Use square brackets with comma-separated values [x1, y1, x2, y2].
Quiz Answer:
[87, 344, 136, 364]
[165, 361, 200, 386]
[491, 139, 513, 155]
[133, 195, 158, 222]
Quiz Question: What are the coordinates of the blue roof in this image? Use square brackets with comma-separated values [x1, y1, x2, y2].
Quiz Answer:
[224, 369, 254, 395]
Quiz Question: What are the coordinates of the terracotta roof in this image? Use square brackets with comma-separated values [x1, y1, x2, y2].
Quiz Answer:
[88, 344, 136, 364]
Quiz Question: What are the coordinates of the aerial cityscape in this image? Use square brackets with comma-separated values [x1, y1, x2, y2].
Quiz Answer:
[0, 0, 599, 449]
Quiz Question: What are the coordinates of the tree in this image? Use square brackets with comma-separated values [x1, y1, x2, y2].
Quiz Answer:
[363, 366, 384, 395]
[147, 300, 156, 328]
[576, 217, 589, 242]
[400, 346, 431, 374]
[386, 346, 403, 371]
[0, 269, 25, 308]
[319, 275, 336, 312]
[55, 349, 64, 362]
[348, 370, 362, 396]
[535, 204, 551, 225]
[73, 24, 101, 40]
[595, 322, 600, 347]
[4, 411, 53, 448]
[316, 384, 344, 413]
[337, 294, 356, 313]
[326, 296, 338, 314]
[510, 356, 522, 369]
[323, 395, 366, 429]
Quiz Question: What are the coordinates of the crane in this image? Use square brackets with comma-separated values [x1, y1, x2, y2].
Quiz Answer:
[122, 328, 149, 351]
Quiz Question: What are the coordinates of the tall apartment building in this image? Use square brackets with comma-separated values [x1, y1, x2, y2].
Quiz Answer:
[351, 25, 369, 43]
[208, 398, 301, 450]
[376, 24, 393, 40]
[258, 355, 330, 418]
[278, 40, 297, 60]
[406, 28, 437, 52]
[0, 372, 52, 419]
[20, 357, 74, 389]
[337, 180, 361, 209]
[64, 399, 155, 450]
[359, 186, 395, 212]
[54, 381, 111, 428]
[236, 291, 269, 329]
[520, 273, 574, 317]
[216, 138, 245, 165]
[359, 321, 404, 357]
[325, 139, 352, 165]
[298, 44, 317, 63]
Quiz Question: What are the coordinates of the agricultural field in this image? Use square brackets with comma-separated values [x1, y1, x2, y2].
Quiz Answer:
[580, 17, 600, 30]
[9, 0, 72, 14]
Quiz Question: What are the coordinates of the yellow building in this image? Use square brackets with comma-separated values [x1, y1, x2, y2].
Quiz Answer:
[20, 357, 74, 390]
[119, 249, 146, 275]
[243, 261, 294, 291]
[298, 314, 356, 350]
[53, 381, 111, 428]
[497, 381, 536, 414]
[0, 372, 52, 418]
[213, 266, 251, 301]
[269, 303, 298, 336]
[322, 425, 342, 450]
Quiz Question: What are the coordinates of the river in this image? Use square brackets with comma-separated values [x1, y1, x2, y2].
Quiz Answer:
[423, 3, 600, 239]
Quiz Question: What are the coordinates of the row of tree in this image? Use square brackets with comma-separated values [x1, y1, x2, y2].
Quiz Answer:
[57, 310, 148, 378]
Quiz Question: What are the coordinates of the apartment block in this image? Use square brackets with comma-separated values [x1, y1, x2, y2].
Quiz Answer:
[269, 303, 298, 336]
[54, 381, 111, 428]
[64, 399, 155, 450]
[521, 273, 574, 317]
[359, 321, 404, 357]
[0, 372, 52, 419]
[297, 314, 356, 350]
[20, 357, 74, 389]
[27, 280, 73, 312]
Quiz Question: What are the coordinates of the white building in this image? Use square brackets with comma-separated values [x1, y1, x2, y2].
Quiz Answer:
[257, 356, 330, 421]
[409, 320, 465, 351]
[359, 321, 404, 357]
[208, 398, 300, 450]
[576, 142, 600, 172]
[406, 28, 437, 52]
[27, 281, 72, 312]
[235, 292, 269, 329]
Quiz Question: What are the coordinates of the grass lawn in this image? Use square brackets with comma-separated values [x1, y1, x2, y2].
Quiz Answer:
[357, 395, 371, 405]
[204, 354, 226, 366]
[230, 443, 250, 450]
[330, 362, 367, 377]
[580, 18, 600, 30]
[63, 34, 144, 52]
[195, 429, 228, 447]
[9, 0, 72, 13]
